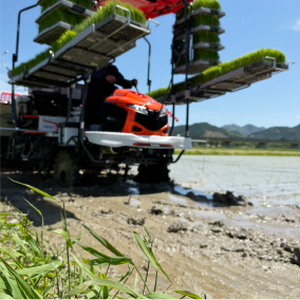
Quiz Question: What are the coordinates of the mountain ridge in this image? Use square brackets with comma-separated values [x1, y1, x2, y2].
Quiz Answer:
[172, 123, 300, 140]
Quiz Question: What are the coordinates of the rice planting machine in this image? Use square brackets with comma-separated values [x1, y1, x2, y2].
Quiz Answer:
[1, 0, 289, 185]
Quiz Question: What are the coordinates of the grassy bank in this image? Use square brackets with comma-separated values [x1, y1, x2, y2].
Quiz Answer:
[175, 147, 300, 156]
[0, 179, 202, 299]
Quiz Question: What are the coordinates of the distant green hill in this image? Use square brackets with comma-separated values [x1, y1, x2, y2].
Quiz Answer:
[222, 124, 266, 137]
[171, 122, 243, 138]
[172, 122, 300, 141]
[248, 124, 300, 140]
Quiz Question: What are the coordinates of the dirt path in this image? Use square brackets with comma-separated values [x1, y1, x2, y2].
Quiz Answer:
[1, 171, 300, 298]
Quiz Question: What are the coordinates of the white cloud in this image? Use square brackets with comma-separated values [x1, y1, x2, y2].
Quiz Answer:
[281, 18, 300, 31]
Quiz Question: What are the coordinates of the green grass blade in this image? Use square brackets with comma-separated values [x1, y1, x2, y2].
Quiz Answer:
[66, 279, 146, 299]
[0, 258, 43, 299]
[0, 267, 24, 299]
[71, 254, 99, 280]
[9, 178, 60, 202]
[82, 224, 125, 257]
[12, 232, 28, 254]
[133, 232, 157, 268]
[26, 234, 42, 256]
[145, 292, 175, 299]
[17, 261, 62, 276]
[100, 273, 109, 299]
[0, 279, 6, 289]
[47, 229, 71, 240]
[83, 257, 132, 266]
[23, 199, 44, 250]
[75, 240, 132, 265]
[133, 231, 172, 285]
[0, 292, 14, 299]
[176, 290, 202, 299]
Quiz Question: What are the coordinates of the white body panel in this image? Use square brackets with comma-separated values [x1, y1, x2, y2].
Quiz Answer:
[38, 116, 66, 132]
[59, 127, 79, 145]
[38, 115, 79, 132]
[85, 131, 192, 150]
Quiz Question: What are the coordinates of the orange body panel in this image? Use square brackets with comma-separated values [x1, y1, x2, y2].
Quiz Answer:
[106, 89, 169, 136]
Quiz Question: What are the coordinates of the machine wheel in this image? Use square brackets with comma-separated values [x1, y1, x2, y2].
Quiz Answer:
[53, 151, 80, 186]
[134, 163, 170, 183]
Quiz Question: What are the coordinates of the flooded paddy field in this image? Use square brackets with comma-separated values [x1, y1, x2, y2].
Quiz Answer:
[1, 155, 300, 298]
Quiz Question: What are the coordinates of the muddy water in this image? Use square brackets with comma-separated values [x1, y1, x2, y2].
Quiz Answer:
[170, 155, 300, 205]
[1, 155, 300, 298]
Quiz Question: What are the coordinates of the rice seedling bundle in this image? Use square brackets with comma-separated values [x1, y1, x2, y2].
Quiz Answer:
[178, 49, 220, 67]
[40, 0, 93, 12]
[193, 31, 220, 44]
[37, 8, 86, 33]
[193, 14, 220, 27]
[74, 0, 147, 35]
[148, 49, 286, 99]
[193, 0, 221, 10]
[176, 0, 222, 22]
[13, 1, 146, 76]
[191, 48, 286, 86]
[13, 49, 52, 77]
[174, 0, 223, 71]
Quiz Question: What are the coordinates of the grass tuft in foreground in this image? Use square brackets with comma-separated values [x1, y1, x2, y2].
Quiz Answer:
[0, 179, 202, 299]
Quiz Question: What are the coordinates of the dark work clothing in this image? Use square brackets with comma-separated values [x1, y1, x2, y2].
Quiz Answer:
[85, 65, 134, 126]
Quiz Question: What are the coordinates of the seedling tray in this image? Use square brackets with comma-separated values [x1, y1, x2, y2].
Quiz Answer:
[174, 25, 225, 40]
[38, 0, 92, 10]
[34, 21, 72, 45]
[11, 14, 150, 88]
[174, 59, 220, 75]
[161, 60, 288, 105]
[36, 0, 93, 25]
[176, 6, 225, 26]
[193, 42, 224, 51]
[75, 15, 148, 56]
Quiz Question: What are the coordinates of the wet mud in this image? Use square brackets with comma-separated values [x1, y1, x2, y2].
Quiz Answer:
[1, 158, 300, 298]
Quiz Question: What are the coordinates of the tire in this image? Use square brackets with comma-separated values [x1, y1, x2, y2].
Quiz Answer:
[53, 151, 80, 186]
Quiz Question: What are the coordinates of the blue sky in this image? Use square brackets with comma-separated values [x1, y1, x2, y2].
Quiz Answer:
[1, 0, 300, 128]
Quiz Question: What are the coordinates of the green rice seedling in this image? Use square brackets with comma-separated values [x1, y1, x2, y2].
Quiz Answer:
[53, 1, 146, 51]
[193, 31, 220, 44]
[13, 49, 52, 76]
[148, 87, 169, 99]
[13, 1, 146, 76]
[174, 31, 220, 49]
[193, 14, 220, 27]
[40, 0, 93, 12]
[193, 0, 221, 10]
[74, 0, 146, 35]
[38, 9, 86, 33]
[149, 48, 286, 99]
[191, 48, 286, 86]
[51, 30, 78, 52]
[176, 0, 221, 21]
[178, 49, 220, 66]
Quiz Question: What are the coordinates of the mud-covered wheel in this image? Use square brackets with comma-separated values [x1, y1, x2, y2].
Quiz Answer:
[53, 151, 80, 186]
[134, 163, 170, 183]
